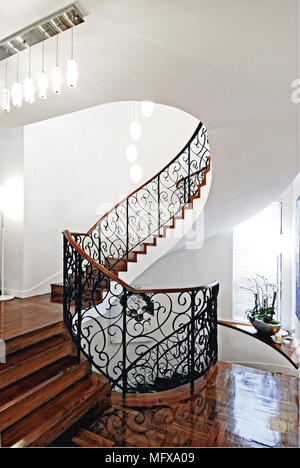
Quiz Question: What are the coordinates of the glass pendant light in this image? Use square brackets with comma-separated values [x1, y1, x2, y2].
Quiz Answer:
[129, 102, 142, 141]
[11, 54, 22, 108]
[67, 26, 78, 88]
[52, 35, 62, 94]
[38, 34, 48, 99]
[24, 46, 35, 104]
[2, 59, 11, 112]
[141, 101, 154, 118]
[126, 143, 138, 163]
[130, 121, 142, 141]
[130, 164, 143, 184]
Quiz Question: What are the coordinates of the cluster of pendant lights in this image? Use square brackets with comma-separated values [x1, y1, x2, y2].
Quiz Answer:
[127, 101, 155, 183]
[1, 27, 78, 113]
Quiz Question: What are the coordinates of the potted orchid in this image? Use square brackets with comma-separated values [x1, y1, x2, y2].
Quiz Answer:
[240, 275, 281, 336]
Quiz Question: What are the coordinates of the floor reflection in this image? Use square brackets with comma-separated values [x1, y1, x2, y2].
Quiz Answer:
[84, 362, 299, 448]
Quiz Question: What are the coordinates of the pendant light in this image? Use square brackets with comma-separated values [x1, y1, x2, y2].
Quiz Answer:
[38, 34, 48, 99]
[141, 101, 154, 118]
[130, 164, 143, 184]
[1, 59, 11, 112]
[52, 35, 62, 94]
[126, 143, 138, 163]
[130, 102, 142, 141]
[24, 45, 35, 104]
[67, 26, 78, 88]
[11, 54, 22, 108]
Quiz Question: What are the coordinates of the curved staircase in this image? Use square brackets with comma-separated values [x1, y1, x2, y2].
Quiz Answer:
[63, 121, 219, 398]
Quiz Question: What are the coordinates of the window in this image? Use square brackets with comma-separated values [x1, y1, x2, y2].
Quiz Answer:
[296, 196, 300, 322]
[233, 202, 282, 322]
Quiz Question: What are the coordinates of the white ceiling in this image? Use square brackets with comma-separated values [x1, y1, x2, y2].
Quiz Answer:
[0, 0, 298, 131]
[0, 0, 299, 239]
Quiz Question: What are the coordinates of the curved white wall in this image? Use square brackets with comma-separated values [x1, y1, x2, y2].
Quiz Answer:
[0, 102, 198, 297]
[218, 325, 299, 377]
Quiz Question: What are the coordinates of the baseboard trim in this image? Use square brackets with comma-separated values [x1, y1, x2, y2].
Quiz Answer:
[5, 270, 62, 298]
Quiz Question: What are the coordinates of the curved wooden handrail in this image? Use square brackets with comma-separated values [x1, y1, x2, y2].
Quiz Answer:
[218, 321, 299, 370]
[63, 229, 217, 295]
[71, 121, 204, 236]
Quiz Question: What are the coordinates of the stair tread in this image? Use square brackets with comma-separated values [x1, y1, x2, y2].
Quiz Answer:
[5, 321, 65, 356]
[0, 357, 90, 431]
[1, 372, 110, 447]
[72, 429, 115, 447]
[0, 333, 71, 372]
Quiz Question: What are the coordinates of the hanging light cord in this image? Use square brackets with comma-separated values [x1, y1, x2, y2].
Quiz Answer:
[56, 35, 58, 66]
[28, 46, 32, 78]
[5, 58, 8, 88]
[71, 26, 74, 60]
[16, 53, 19, 82]
[42, 35, 45, 73]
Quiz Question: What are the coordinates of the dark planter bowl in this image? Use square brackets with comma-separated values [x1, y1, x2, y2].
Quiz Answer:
[250, 318, 281, 336]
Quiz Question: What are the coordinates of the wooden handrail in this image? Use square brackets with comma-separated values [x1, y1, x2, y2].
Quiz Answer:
[63, 229, 218, 295]
[70, 121, 204, 236]
[175, 163, 209, 189]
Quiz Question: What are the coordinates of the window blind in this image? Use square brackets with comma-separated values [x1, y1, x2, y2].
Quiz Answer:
[233, 202, 282, 322]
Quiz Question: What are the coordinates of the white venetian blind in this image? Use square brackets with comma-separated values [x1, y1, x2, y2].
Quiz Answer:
[233, 202, 282, 322]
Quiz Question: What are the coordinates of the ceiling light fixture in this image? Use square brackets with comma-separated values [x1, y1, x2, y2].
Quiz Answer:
[0, 3, 84, 114]
[130, 102, 142, 141]
[126, 143, 138, 163]
[130, 164, 143, 184]
[1, 58, 11, 112]
[141, 101, 154, 118]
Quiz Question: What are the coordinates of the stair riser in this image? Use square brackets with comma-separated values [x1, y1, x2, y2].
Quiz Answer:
[0, 361, 90, 432]
[0, 341, 76, 390]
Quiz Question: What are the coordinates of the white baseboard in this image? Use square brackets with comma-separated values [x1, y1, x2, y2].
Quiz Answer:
[5, 270, 62, 299]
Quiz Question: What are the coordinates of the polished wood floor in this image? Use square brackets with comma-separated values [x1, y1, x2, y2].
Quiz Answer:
[66, 362, 299, 448]
[0, 294, 62, 342]
[1, 296, 299, 448]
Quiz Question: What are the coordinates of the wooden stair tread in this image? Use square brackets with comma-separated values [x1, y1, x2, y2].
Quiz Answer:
[0, 333, 71, 371]
[1, 372, 110, 447]
[0, 357, 90, 432]
[0, 333, 75, 389]
[5, 321, 65, 356]
[72, 428, 115, 447]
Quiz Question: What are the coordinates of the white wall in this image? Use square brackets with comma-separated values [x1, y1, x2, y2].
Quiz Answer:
[137, 230, 233, 322]
[10, 101, 197, 296]
[0, 128, 24, 294]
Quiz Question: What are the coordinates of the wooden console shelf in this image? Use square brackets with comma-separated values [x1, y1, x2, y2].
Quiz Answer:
[218, 321, 299, 370]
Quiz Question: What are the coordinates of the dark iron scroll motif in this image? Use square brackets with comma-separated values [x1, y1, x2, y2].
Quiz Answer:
[63, 121, 217, 399]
